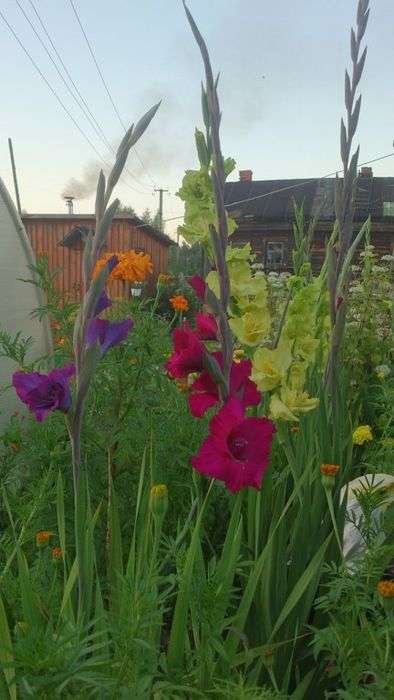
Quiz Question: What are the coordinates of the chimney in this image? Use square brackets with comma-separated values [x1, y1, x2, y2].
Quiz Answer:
[63, 195, 75, 215]
[239, 169, 253, 182]
[359, 166, 373, 177]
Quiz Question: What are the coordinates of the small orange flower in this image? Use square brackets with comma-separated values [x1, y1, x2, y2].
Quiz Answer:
[51, 320, 61, 330]
[170, 294, 189, 312]
[377, 580, 394, 598]
[52, 547, 63, 561]
[55, 337, 66, 346]
[176, 379, 190, 393]
[10, 442, 20, 452]
[291, 426, 300, 434]
[320, 464, 340, 476]
[36, 531, 53, 547]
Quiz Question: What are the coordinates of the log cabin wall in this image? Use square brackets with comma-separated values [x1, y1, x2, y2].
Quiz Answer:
[22, 215, 171, 299]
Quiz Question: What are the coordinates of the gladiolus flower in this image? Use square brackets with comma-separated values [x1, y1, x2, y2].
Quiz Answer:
[188, 355, 261, 418]
[352, 425, 373, 445]
[86, 318, 133, 355]
[13, 365, 75, 422]
[36, 531, 53, 547]
[195, 312, 218, 341]
[94, 290, 112, 316]
[165, 323, 205, 379]
[187, 275, 206, 300]
[170, 294, 189, 312]
[192, 398, 276, 492]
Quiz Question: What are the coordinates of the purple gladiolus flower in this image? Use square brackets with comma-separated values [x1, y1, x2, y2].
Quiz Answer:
[86, 318, 133, 354]
[94, 290, 112, 317]
[12, 364, 75, 422]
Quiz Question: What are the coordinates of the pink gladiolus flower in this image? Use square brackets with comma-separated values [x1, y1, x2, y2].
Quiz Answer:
[195, 312, 218, 341]
[165, 322, 205, 379]
[187, 275, 206, 300]
[188, 354, 261, 418]
[192, 398, 276, 492]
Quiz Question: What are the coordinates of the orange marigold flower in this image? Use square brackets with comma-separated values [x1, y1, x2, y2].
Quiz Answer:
[10, 442, 20, 451]
[52, 547, 63, 561]
[36, 531, 53, 547]
[291, 426, 300, 434]
[50, 320, 61, 330]
[377, 580, 394, 598]
[93, 251, 153, 284]
[55, 337, 66, 346]
[320, 464, 340, 476]
[170, 294, 189, 312]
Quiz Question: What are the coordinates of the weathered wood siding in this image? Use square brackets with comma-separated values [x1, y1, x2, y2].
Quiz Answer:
[232, 219, 394, 273]
[23, 216, 170, 299]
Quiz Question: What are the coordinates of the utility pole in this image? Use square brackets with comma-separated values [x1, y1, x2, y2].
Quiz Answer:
[154, 188, 168, 232]
[8, 138, 22, 216]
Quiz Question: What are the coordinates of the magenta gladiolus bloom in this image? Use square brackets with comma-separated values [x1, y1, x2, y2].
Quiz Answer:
[187, 275, 206, 300]
[188, 355, 261, 418]
[86, 318, 133, 354]
[94, 290, 112, 316]
[12, 364, 75, 422]
[195, 312, 218, 341]
[165, 322, 205, 379]
[192, 398, 276, 492]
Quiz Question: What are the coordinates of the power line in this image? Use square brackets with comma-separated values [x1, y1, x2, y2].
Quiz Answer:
[162, 150, 394, 223]
[0, 8, 151, 198]
[19, 0, 152, 195]
[68, 0, 157, 188]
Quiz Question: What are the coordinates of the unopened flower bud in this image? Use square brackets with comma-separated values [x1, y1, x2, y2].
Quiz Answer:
[150, 484, 168, 519]
[320, 464, 340, 490]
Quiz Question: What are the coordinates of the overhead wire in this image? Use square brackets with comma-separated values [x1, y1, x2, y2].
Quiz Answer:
[17, 0, 152, 195]
[162, 150, 394, 223]
[0, 7, 152, 198]
[68, 0, 158, 189]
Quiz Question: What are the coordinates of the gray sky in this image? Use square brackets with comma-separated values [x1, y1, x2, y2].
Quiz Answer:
[0, 0, 393, 237]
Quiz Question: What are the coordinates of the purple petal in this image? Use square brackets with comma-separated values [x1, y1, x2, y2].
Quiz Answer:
[13, 371, 44, 403]
[86, 318, 133, 354]
[94, 290, 112, 317]
[107, 255, 118, 273]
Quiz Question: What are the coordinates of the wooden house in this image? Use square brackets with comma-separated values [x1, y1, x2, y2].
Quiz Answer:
[224, 168, 394, 271]
[22, 213, 173, 298]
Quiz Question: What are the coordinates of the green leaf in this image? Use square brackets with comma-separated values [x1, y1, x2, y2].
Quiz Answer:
[269, 533, 332, 641]
[0, 590, 16, 699]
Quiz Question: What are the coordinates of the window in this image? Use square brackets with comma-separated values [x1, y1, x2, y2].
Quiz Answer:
[266, 242, 285, 269]
[383, 201, 394, 217]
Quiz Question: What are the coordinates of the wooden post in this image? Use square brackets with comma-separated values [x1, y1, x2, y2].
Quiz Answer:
[8, 138, 22, 216]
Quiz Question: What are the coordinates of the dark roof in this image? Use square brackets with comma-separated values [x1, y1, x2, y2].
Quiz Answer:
[224, 176, 394, 222]
[22, 213, 174, 246]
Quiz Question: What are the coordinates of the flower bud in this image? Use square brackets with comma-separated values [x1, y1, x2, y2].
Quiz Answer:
[320, 464, 340, 490]
[36, 530, 53, 548]
[150, 484, 168, 519]
[52, 547, 63, 563]
[377, 579, 394, 612]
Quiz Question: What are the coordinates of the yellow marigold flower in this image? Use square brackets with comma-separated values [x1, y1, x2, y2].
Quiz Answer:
[158, 273, 173, 285]
[353, 425, 373, 445]
[170, 295, 189, 312]
[233, 348, 245, 363]
[52, 547, 63, 562]
[377, 580, 394, 598]
[93, 251, 153, 284]
[36, 531, 53, 547]
[320, 464, 340, 476]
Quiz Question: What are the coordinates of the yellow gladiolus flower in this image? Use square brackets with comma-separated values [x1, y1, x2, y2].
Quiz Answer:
[251, 343, 292, 391]
[280, 387, 319, 415]
[229, 308, 270, 347]
[269, 394, 298, 422]
[352, 425, 373, 445]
